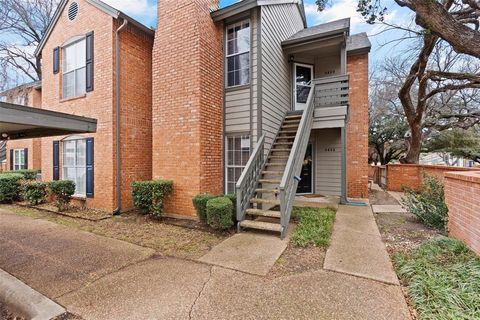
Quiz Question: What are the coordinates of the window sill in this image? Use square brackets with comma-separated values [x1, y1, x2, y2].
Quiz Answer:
[60, 94, 86, 103]
[72, 195, 87, 201]
[225, 84, 250, 92]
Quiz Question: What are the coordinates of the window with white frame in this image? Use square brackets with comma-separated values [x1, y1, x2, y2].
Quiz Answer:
[62, 38, 86, 99]
[225, 135, 251, 194]
[63, 139, 86, 196]
[226, 20, 250, 87]
[13, 149, 26, 170]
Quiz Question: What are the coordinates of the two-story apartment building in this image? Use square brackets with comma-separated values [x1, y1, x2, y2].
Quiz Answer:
[33, 0, 369, 236]
[1, 81, 43, 172]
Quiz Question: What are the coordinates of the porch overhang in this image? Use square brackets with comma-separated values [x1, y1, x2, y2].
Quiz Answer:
[0, 102, 97, 140]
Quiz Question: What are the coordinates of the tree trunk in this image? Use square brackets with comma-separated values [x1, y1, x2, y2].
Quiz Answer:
[403, 122, 422, 164]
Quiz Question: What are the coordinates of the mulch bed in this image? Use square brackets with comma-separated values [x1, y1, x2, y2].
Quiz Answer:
[0, 302, 25, 320]
[16, 202, 112, 221]
[268, 244, 326, 278]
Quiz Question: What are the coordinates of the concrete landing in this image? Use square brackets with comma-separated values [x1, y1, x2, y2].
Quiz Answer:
[198, 232, 288, 276]
[372, 205, 407, 213]
[324, 205, 399, 285]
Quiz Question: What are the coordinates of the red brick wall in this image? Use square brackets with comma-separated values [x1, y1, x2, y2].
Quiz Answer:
[118, 23, 153, 210]
[346, 53, 369, 198]
[152, 0, 223, 216]
[40, 0, 152, 212]
[386, 164, 480, 192]
[445, 171, 480, 255]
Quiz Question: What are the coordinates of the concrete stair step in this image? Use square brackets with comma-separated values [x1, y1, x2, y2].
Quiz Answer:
[246, 208, 281, 218]
[271, 148, 291, 153]
[239, 220, 282, 233]
[274, 142, 293, 146]
[285, 114, 302, 120]
[282, 124, 299, 129]
[276, 135, 296, 140]
[255, 188, 280, 195]
[262, 171, 283, 176]
[265, 162, 286, 167]
[258, 179, 281, 184]
[269, 155, 289, 159]
[278, 130, 298, 134]
[283, 120, 300, 124]
[250, 198, 280, 206]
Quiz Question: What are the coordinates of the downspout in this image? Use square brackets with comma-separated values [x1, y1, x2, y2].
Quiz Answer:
[113, 19, 128, 215]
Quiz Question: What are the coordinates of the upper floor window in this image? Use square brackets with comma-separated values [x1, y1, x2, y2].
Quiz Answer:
[62, 38, 86, 99]
[226, 20, 250, 87]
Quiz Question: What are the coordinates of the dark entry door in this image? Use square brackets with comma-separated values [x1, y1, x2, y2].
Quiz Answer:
[296, 144, 313, 194]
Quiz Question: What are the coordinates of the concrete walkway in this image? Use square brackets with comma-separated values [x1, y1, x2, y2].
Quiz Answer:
[324, 205, 400, 285]
[0, 207, 410, 319]
[198, 232, 288, 276]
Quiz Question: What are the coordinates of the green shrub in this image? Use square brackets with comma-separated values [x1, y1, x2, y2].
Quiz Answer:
[206, 197, 234, 230]
[24, 182, 47, 205]
[132, 180, 173, 218]
[192, 194, 218, 223]
[0, 173, 23, 203]
[48, 180, 75, 211]
[402, 175, 448, 230]
[13, 169, 40, 180]
[225, 193, 237, 220]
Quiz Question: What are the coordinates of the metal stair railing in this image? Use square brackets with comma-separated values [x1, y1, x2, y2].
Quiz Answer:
[279, 84, 315, 238]
[236, 133, 266, 228]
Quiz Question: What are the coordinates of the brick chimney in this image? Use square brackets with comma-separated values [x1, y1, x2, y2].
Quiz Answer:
[152, 0, 224, 216]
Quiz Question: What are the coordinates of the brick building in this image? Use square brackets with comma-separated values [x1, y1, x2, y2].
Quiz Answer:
[12, 0, 369, 235]
[1, 81, 43, 171]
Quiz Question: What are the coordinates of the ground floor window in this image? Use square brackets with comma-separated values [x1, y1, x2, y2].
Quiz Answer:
[63, 139, 86, 196]
[13, 149, 26, 170]
[226, 135, 251, 194]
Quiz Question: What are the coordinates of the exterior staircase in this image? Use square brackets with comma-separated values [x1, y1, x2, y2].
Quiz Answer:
[238, 113, 302, 234]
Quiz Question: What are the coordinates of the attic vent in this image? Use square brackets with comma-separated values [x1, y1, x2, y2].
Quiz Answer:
[68, 2, 79, 21]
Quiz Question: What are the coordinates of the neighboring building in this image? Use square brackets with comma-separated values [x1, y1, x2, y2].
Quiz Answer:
[420, 152, 476, 168]
[1, 81, 43, 172]
[34, 0, 370, 236]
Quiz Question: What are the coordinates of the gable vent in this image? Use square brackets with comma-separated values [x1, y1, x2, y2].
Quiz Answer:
[68, 2, 79, 21]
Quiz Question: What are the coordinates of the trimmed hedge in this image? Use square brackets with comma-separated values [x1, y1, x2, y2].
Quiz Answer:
[193, 193, 237, 224]
[206, 197, 234, 230]
[132, 180, 173, 218]
[1, 170, 40, 180]
[192, 194, 218, 223]
[24, 182, 48, 205]
[48, 180, 75, 212]
[0, 173, 23, 203]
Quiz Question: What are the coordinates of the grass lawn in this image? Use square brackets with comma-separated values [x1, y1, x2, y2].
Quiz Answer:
[290, 207, 336, 247]
[394, 237, 480, 320]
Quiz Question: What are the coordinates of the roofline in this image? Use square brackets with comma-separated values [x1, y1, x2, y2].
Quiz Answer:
[211, 0, 307, 27]
[347, 46, 371, 55]
[0, 80, 42, 96]
[35, 0, 154, 57]
[282, 27, 349, 47]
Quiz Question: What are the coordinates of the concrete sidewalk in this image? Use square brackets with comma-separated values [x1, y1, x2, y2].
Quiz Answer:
[324, 205, 400, 285]
[0, 207, 410, 319]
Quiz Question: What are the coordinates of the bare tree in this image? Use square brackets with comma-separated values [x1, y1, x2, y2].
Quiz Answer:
[376, 37, 480, 163]
[316, 0, 480, 59]
[0, 0, 59, 87]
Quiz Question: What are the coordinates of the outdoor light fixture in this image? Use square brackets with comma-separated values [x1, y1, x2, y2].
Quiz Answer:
[1, 133, 8, 139]
[289, 55, 294, 62]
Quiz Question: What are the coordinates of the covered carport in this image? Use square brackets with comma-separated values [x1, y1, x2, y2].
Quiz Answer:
[0, 102, 97, 140]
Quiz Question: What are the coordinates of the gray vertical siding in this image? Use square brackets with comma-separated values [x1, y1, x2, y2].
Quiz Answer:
[259, 4, 304, 150]
[313, 128, 342, 196]
[225, 88, 251, 132]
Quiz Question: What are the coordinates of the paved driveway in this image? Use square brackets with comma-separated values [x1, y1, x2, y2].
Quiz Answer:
[0, 208, 411, 320]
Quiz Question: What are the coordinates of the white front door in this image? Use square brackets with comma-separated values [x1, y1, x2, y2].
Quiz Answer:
[294, 63, 313, 111]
